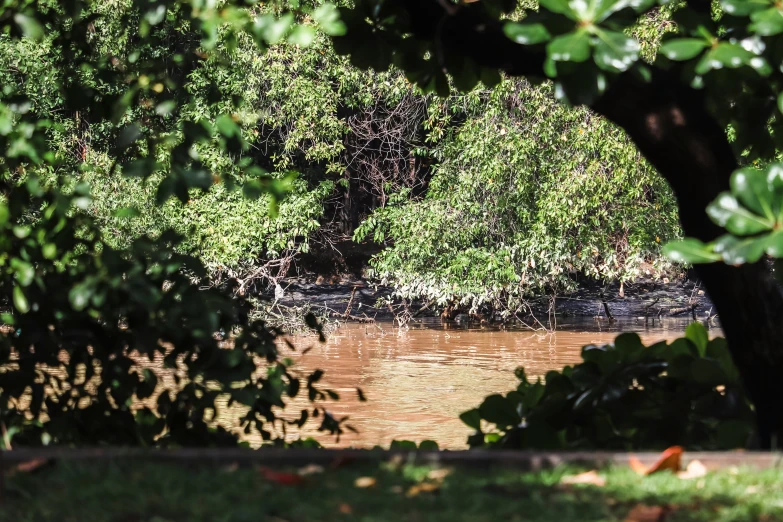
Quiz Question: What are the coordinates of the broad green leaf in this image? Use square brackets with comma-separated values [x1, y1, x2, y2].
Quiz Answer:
[504, 22, 551, 45]
[11, 259, 34, 287]
[539, 0, 575, 18]
[722, 0, 771, 16]
[312, 3, 346, 36]
[660, 38, 708, 61]
[288, 25, 316, 46]
[685, 322, 708, 357]
[765, 230, 783, 257]
[731, 167, 774, 220]
[547, 30, 591, 63]
[714, 235, 768, 265]
[707, 193, 773, 235]
[13, 286, 29, 314]
[593, 30, 639, 72]
[663, 239, 721, 264]
[750, 7, 783, 36]
[13, 14, 44, 40]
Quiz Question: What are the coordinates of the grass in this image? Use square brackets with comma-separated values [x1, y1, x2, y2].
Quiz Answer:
[3, 458, 783, 521]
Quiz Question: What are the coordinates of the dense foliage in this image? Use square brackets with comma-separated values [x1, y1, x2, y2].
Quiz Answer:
[0, 2, 681, 305]
[462, 323, 753, 450]
[356, 80, 679, 312]
[0, 0, 353, 448]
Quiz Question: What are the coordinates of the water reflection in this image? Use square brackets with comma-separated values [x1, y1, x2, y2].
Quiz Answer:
[277, 318, 722, 449]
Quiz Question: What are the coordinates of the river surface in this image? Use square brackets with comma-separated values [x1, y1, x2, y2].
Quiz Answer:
[276, 318, 721, 449]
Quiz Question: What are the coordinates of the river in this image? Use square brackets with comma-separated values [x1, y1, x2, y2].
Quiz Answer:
[270, 317, 721, 449]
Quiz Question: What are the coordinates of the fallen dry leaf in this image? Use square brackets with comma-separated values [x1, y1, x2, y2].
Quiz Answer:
[354, 476, 377, 489]
[677, 460, 707, 480]
[298, 464, 325, 476]
[624, 504, 672, 522]
[560, 470, 606, 487]
[338, 503, 353, 515]
[426, 468, 452, 481]
[257, 466, 306, 486]
[406, 482, 441, 497]
[15, 458, 51, 473]
[630, 446, 683, 475]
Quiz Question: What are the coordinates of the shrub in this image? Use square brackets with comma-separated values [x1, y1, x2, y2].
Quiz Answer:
[462, 323, 754, 450]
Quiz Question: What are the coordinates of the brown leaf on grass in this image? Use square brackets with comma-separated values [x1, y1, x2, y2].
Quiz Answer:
[426, 468, 452, 481]
[15, 458, 51, 473]
[624, 504, 674, 522]
[256, 466, 306, 486]
[629, 446, 683, 475]
[6, 458, 52, 477]
[338, 503, 353, 515]
[406, 482, 441, 498]
[560, 470, 606, 487]
[298, 464, 325, 476]
[354, 476, 377, 489]
[677, 460, 707, 480]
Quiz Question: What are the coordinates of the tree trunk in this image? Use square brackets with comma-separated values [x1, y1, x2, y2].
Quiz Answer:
[594, 72, 783, 447]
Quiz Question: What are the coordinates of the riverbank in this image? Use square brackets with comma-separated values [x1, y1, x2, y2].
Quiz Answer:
[261, 274, 714, 324]
[3, 449, 781, 521]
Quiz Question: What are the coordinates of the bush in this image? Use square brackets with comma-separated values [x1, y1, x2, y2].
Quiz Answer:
[0, 179, 342, 448]
[462, 323, 754, 450]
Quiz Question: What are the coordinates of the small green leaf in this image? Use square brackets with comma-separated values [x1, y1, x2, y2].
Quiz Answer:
[707, 192, 773, 235]
[504, 22, 551, 45]
[312, 3, 346, 36]
[288, 25, 316, 46]
[547, 30, 591, 63]
[731, 167, 775, 220]
[593, 30, 640, 72]
[13, 286, 29, 314]
[750, 7, 783, 36]
[14, 14, 44, 40]
[660, 38, 708, 61]
[685, 322, 709, 357]
[663, 238, 721, 264]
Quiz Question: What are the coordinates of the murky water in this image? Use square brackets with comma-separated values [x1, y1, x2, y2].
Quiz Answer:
[278, 318, 722, 449]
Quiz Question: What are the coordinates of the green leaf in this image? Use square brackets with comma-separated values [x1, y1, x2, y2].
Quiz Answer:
[547, 30, 591, 63]
[539, 0, 575, 18]
[13, 286, 29, 314]
[659, 38, 708, 61]
[663, 238, 721, 264]
[504, 22, 551, 45]
[288, 25, 316, 46]
[312, 3, 346, 36]
[714, 235, 769, 265]
[707, 193, 774, 235]
[731, 167, 775, 220]
[751, 7, 783, 36]
[685, 322, 708, 357]
[722, 0, 770, 17]
[11, 259, 34, 287]
[593, 30, 640, 72]
[14, 14, 44, 40]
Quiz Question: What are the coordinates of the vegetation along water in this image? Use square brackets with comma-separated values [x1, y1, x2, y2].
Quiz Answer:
[2, 0, 783, 474]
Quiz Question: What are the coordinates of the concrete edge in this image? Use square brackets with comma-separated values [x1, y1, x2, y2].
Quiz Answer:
[1, 448, 781, 471]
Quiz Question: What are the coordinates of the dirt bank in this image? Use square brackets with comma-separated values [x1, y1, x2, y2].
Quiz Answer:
[262, 274, 715, 324]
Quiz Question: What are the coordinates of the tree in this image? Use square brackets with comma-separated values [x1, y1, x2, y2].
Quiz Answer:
[0, 1, 351, 447]
[332, 0, 783, 446]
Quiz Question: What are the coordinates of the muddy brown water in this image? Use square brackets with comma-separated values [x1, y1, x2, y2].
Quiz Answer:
[255, 318, 722, 449]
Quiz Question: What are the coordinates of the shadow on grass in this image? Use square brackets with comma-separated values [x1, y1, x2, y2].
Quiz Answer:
[2, 459, 781, 522]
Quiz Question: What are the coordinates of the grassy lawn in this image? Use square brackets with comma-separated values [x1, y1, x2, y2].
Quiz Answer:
[3, 458, 783, 522]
